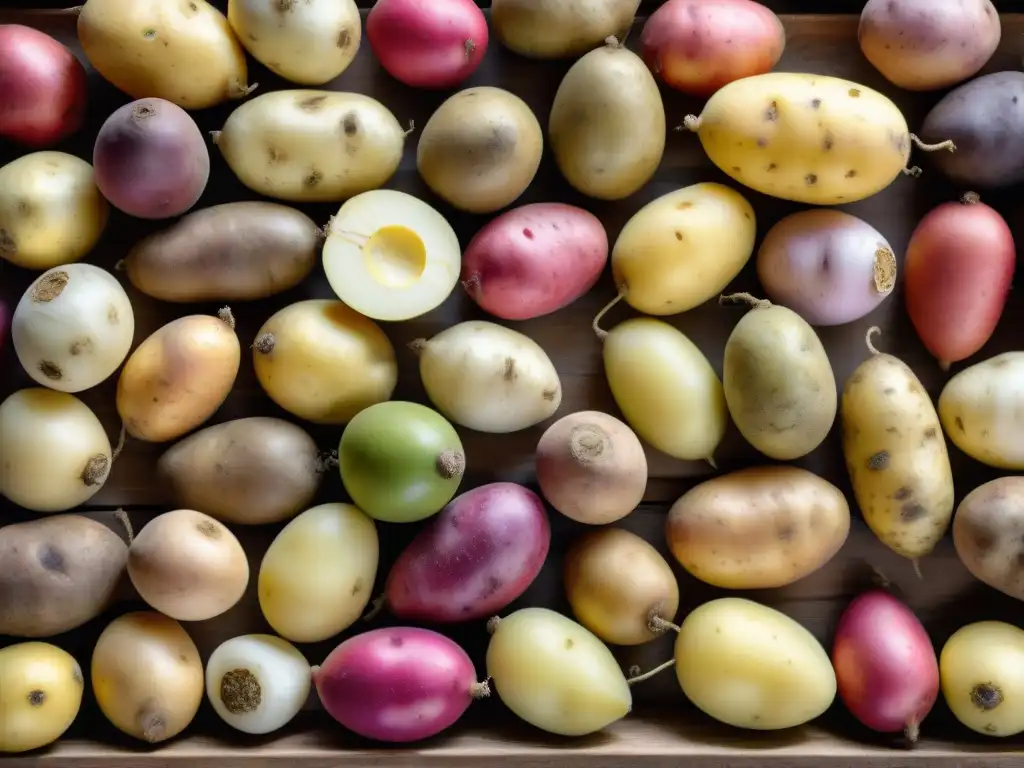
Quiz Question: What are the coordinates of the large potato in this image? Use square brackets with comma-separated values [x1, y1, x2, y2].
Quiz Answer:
[953, 477, 1024, 603]
[213, 90, 406, 203]
[78, 0, 250, 110]
[722, 296, 837, 460]
[417, 87, 543, 214]
[938, 353, 1024, 470]
[941, 621, 1024, 737]
[842, 329, 954, 561]
[549, 39, 665, 200]
[491, 0, 640, 59]
[123, 202, 320, 302]
[666, 466, 850, 589]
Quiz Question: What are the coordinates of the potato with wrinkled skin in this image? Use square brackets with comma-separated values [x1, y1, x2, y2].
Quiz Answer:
[954, 477, 1024, 603]
[491, 0, 641, 59]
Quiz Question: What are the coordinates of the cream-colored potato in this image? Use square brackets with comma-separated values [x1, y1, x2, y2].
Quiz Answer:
[486, 607, 632, 736]
[0, 642, 83, 753]
[938, 352, 1024, 469]
[258, 503, 379, 643]
[674, 597, 836, 729]
[213, 90, 406, 203]
[0, 152, 108, 270]
[611, 183, 756, 315]
[492, 0, 641, 59]
[953, 477, 1024, 603]
[941, 621, 1024, 737]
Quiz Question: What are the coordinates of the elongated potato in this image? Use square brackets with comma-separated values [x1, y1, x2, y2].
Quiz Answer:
[213, 90, 406, 203]
[492, 0, 641, 59]
[953, 477, 1024, 603]
[842, 329, 954, 560]
[666, 466, 850, 589]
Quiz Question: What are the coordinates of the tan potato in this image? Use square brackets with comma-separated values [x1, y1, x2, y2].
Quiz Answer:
[492, 0, 641, 59]
[953, 477, 1024, 603]
[116, 310, 240, 443]
[417, 87, 543, 214]
[666, 466, 850, 589]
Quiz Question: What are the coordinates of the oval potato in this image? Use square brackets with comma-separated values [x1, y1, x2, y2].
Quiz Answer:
[666, 466, 850, 589]
[953, 477, 1024, 603]
[491, 0, 641, 59]
[213, 90, 406, 203]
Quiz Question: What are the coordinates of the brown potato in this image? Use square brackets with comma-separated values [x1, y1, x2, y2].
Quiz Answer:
[0, 513, 128, 637]
[116, 310, 240, 443]
[666, 466, 850, 589]
[123, 202, 321, 303]
[158, 417, 324, 525]
[953, 476, 1024, 602]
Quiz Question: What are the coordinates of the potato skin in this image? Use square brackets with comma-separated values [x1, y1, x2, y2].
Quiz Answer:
[124, 202, 320, 303]
[491, 0, 641, 59]
[953, 477, 1024, 603]
[859, 0, 999, 92]
[666, 466, 849, 589]
[686, 73, 912, 205]
[0, 514, 127, 637]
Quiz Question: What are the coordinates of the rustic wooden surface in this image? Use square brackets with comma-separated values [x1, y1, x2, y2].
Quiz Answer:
[4, 4, 1024, 765]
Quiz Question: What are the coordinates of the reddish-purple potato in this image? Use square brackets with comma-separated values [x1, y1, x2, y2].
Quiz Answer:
[313, 627, 487, 742]
[384, 482, 550, 622]
[93, 98, 210, 220]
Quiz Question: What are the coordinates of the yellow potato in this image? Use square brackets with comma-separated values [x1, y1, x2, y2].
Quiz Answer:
[842, 329, 954, 560]
[666, 466, 850, 589]
[674, 597, 836, 729]
[681, 73, 952, 204]
[938, 352, 1024, 469]
[0, 642, 83, 753]
[78, 0, 250, 110]
[941, 621, 1024, 737]
[213, 90, 406, 203]
[492, 0, 641, 59]
[611, 183, 756, 315]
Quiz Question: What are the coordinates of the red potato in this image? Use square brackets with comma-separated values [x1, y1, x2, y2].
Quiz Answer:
[366, 0, 488, 89]
[904, 194, 1015, 370]
[313, 627, 488, 742]
[462, 203, 608, 321]
[384, 482, 550, 622]
[0, 25, 87, 147]
[640, 0, 784, 97]
[93, 99, 210, 220]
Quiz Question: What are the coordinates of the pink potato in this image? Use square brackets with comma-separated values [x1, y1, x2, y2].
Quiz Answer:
[640, 0, 784, 97]
[384, 482, 551, 622]
[313, 627, 487, 742]
[93, 98, 210, 220]
[366, 0, 488, 89]
[461, 203, 608, 321]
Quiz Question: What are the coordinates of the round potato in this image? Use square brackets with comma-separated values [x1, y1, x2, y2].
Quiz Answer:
[417, 87, 543, 214]
[491, 0, 640, 59]
[666, 466, 850, 589]
[941, 621, 1024, 737]
[953, 477, 1024, 603]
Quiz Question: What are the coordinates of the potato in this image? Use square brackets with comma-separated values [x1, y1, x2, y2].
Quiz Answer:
[117, 310, 240, 443]
[842, 329, 954, 561]
[609, 183, 755, 316]
[158, 417, 323, 525]
[952, 477, 1024, 603]
[252, 299, 397, 425]
[549, 39, 665, 200]
[682, 72, 954, 205]
[939, 353, 1024, 470]
[859, 0, 999, 92]
[123, 202, 320, 303]
[941, 621, 1024, 737]
[564, 528, 678, 646]
[213, 90, 406, 203]
[0, 151, 108, 270]
[412, 320, 561, 433]
[599, 317, 727, 464]
[0, 642, 83, 753]
[721, 295, 837, 460]
[417, 87, 543, 214]
[673, 597, 836, 729]
[0, 514, 128, 638]
[228, 0, 361, 86]
[665, 466, 850, 589]
[491, 0, 640, 59]
[78, 0, 250, 110]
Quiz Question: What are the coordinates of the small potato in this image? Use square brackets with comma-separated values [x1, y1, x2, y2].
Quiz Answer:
[123, 202, 321, 303]
[0, 151, 108, 270]
[722, 295, 837, 460]
[953, 477, 1024, 602]
[859, 0, 999, 92]
[564, 528, 678, 646]
[492, 0, 640, 59]
[213, 90, 406, 203]
[666, 466, 850, 589]
[116, 310, 240, 443]
[941, 621, 1024, 737]
[0, 642, 83, 753]
[417, 87, 543, 214]
[842, 329, 954, 560]
[549, 39, 665, 200]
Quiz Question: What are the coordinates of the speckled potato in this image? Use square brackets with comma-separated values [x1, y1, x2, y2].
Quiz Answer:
[666, 466, 850, 589]
[491, 0, 641, 59]
[953, 477, 1024, 603]
[941, 621, 1024, 737]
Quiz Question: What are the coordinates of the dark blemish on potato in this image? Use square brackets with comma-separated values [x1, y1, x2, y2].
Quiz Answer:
[277, 0, 296, 11]
[777, 523, 796, 541]
[196, 520, 221, 538]
[0, 229, 15, 257]
[971, 683, 1004, 711]
[900, 502, 927, 522]
[220, 669, 261, 715]
[39, 545, 66, 574]
[731, 166, 741, 173]
[342, 113, 358, 136]
[886, 426, 899, 434]
[849, 88, 861, 98]
[304, 170, 323, 188]
[564, 638, 574, 650]
[893, 486, 912, 501]
[542, 388, 558, 401]
[38, 361, 62, 380]
[267, 146, 285, 164]
[955, 416, 965, 432]
[674, 230, 683, 241]
[523, 228, 534, 240]
[811, 98, 822, 109]
[28, 690, 45, 707]
[298, 95, 328, 111]
[743, 211, 751, 220]
[805, 174, 818, 186]
[756, 137, 768, 147]
[503, 357, 517, 381]
[884, 387, 896, 395]
[765, 101, 778, 121]
[351, 578, 364, 596]
[973, 530, 995, 553]
[823, 132, 834, 151]
[766, 163, 777, 172]
[337, 27, 352, 49]
[867, 451, 890, 471]
[32, 270, 69, 302]
[142, 28, 156, 39]
[676, 201, 693, 210]
[924, 427, 937, 439]
[81, 454, 109, 486]
[389, 635, 404, 648]
[108, 304, 120, 324]
[70, 338, 93, 356]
